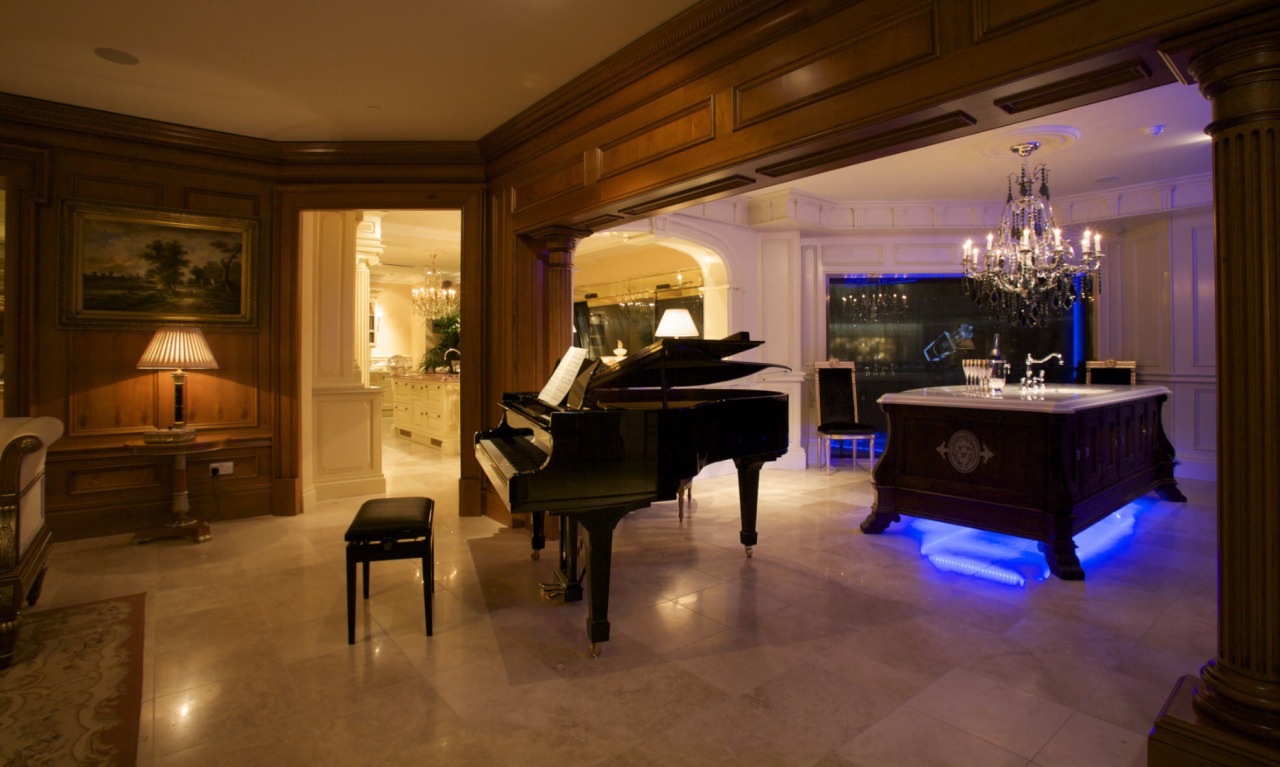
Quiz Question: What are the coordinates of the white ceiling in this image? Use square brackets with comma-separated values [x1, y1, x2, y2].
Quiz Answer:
[752, 82, 1212, 206]
[372, 210, 463, 283]
[1, 3, 1214, 275]
[1, 0, 701, 142]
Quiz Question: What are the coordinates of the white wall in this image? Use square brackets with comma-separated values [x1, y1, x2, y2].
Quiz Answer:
[659, 174, 1217, 479]
[602, 214, 809, 471]
[371, 282, 424, 365]
[1097, 210, 1217, 480]
[299, 211, 386, 507]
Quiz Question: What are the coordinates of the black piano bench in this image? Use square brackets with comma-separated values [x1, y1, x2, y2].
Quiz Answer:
[344, 497, 435, 645]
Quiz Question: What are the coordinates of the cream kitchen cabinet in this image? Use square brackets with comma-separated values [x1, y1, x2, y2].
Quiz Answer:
[391, 375, 460, 454]
[370, 371, 395, 415]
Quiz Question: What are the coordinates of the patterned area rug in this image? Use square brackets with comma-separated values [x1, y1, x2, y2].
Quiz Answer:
[0, 593, 146, 767]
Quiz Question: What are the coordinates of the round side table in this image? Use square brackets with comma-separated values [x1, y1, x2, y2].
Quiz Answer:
[125, 435, 227, 544]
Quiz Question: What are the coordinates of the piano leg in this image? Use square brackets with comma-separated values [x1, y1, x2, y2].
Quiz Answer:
[577, 505, 639, 657]
[734, 455, 768, 558]
[530, 511, 545, 561]
[677, 479, 692, 521]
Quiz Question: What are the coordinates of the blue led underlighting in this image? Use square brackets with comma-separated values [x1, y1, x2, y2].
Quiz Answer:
[897, 500, 1152, 587]
[927, 553, 1027, 586]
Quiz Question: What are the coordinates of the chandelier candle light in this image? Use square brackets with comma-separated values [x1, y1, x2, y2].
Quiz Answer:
[842, 281, 909, 323]
[961, 142, 1104, 327]
[411, 254, 458, 320]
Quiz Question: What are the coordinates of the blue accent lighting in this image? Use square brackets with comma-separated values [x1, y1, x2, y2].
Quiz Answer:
[897, 499, 1154, 587]
[1072, 275, 1086, 380]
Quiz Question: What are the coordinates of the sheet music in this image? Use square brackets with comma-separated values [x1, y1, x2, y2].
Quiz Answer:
[537, 346, 589, 406]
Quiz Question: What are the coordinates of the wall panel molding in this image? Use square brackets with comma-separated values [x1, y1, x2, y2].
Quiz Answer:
[739, 175, 1213, 234]
[973, 0, 1078, 41]
[1191, 224, 1217, 368]
[1194, 386, 1218, 453]
[598, 99, 716, 180]
[184, 188, 260, 217]
[512, 156, 587, 213]
[734, 5, 937, 128]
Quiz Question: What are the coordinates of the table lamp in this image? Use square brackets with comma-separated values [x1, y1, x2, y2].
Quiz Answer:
[655, 308, 699, 339]
[137, 326, 218, 443]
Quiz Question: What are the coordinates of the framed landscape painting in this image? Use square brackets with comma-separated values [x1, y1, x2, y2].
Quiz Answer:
[61, 200, 258, 328]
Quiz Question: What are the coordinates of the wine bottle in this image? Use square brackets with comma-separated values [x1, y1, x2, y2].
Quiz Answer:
[989, 333, 1006, 393]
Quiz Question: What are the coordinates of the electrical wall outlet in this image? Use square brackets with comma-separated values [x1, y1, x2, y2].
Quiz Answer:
[209, 462, 234, 476]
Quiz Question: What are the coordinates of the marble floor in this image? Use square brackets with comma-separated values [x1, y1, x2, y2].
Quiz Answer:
[31, 422, 1218, 766]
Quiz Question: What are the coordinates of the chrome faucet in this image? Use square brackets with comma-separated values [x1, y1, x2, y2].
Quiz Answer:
[1026, 352, 1063, 368]
[444, 348, 461, 374]
[1023, 352, 1063, 389]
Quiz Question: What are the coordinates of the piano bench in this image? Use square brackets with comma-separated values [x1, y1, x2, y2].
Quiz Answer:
[344, 497, 435, 645]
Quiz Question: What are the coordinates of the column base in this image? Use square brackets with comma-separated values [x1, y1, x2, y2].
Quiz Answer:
[1150, 676, 1280, 766]
[133, 519, 212, 544]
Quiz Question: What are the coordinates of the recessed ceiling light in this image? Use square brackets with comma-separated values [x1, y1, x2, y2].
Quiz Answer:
[94, 47, 139, 65]
[365, 105, 383, 113]
[1144, 124, 1166, 136]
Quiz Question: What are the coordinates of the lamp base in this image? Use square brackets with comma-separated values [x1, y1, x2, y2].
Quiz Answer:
[142, 427, 197, 444]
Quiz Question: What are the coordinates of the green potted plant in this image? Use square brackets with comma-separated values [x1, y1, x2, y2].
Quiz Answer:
[419, 308, 460, 373]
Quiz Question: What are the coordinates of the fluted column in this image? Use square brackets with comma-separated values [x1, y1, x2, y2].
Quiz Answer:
[1151, 20, 1280, 765]
[526, 226, 592, 369]
[354, 212, 386, 389]
[1192, 32, 1280, 742]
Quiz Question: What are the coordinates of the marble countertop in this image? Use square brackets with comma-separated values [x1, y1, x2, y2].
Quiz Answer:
[878, 384, 1171, 413]
[390, 373, 460, 382]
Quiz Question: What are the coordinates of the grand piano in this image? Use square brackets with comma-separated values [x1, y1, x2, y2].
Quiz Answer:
[475, 334, 788, 655]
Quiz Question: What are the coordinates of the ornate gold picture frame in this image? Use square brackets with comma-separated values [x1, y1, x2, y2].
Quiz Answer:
[61, 200, 258, 328]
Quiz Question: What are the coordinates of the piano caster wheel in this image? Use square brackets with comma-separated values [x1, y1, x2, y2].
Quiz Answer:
[745, 546, 754, 558]
[589, 643, 602, 658]
[531, 550, 540, 561]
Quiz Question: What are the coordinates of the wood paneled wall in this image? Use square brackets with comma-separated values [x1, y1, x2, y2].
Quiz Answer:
[0, 110, 484, 539]
[0, 0, 1271, 542]
[471, 0, 1271, 521]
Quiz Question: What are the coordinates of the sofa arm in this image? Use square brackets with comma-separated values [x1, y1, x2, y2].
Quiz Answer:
[0, 417, 65, 568]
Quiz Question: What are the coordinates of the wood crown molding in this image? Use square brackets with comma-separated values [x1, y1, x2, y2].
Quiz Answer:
[0, 93, 484, 167]
[478, 0, 803, 162]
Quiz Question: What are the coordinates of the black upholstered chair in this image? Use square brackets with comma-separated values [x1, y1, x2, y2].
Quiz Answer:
[814, 361, 877, 472]
[345, 496, 434, 644]
[1085, 359, 1137, 385]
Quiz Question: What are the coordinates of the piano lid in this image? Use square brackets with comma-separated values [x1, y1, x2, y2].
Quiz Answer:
[588, 334, 788, 390]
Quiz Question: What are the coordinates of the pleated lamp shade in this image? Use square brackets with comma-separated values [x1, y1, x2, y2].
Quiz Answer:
[654, 308, 699, 339]
[137, 327, 219, 370]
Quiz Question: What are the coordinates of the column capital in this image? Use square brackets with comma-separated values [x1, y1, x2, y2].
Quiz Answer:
[523, 225, 594, 268]
[1158, 6, 1280, 85]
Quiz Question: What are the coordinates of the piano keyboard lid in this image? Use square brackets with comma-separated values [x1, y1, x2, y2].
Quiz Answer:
[589, 334, 789, 390]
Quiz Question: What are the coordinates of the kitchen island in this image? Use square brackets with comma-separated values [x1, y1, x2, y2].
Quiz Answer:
[391, 374, 460, 454]
[862, 384, 1186, 579]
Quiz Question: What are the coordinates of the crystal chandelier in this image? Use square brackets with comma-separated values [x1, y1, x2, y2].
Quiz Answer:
[962, 142, 1104, 327]
[841, 282, 908, 323]
[411, 254, 458, 320]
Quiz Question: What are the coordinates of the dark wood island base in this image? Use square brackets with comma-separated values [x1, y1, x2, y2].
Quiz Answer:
[863, 384, 1185, 580]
